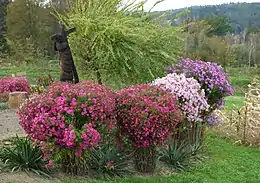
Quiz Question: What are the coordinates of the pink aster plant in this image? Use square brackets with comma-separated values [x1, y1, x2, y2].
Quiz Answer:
[116, 84, 183, 149]
[17, 81, 116, 171]
[116, 84, 183, 173]
[0, 76, 30, 93]
[152, 73, 209, 122]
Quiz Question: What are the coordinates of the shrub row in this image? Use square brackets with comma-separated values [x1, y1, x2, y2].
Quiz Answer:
[17, 59, 233, 175]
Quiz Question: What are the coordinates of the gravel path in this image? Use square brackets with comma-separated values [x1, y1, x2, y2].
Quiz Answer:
[0, 109, 55, 183]
[0, 109, 25, 141]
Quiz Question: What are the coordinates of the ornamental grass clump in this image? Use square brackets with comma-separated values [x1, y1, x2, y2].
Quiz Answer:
[17, 81, 117, 175]
[0, 136, 49, 177]
[54, 0, 183, 87]
[116, 84, 183, 173]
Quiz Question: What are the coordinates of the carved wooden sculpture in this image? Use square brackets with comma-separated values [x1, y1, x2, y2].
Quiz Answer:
[51, 24, 79, 83]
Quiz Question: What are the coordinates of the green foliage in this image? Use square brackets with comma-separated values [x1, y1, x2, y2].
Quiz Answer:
[230, 44, 250, 66]
[184, 21, 235, 67]
[204, 14, 234, 36]
[54, 133, 260, 183]
[0, 64, 59, 84]
[36, 74, 54, 87]
[0, 102, 8, 110]
[30, 74, 55, 93]
[55, 0, 183, 87]
[0, 136, 49, 177]
[158, 141, 204, 172]
[0, 0, 9, 55]
[6, 0, 56, 63]
[195, 36, 235, 67]
[227, 67, 260, 95]
[224, 96, 244, 110]
[87, 140, 133, 179]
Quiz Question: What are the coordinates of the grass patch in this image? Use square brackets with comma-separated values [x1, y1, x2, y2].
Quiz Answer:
[224, 96, 244, 110]
[0, 66, 60, 84]
[57, 133, 260, 183]
[227, 67, 260, 96]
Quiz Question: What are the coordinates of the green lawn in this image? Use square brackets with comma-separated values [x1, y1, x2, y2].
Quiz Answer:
[0, 66, 60, 84]
[58, 133, 260, 183]
[227, 67, 260, 96]
[224, 96, 244, 110]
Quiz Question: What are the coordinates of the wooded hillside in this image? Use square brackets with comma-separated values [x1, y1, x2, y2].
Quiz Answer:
[161, 3, 260, 33]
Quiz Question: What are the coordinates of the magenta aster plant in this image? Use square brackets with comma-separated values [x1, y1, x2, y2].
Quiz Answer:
[152, 73, 209, 122]
[167, 58, 234, 110]
[0, 77, 30, 93]
[17, 81, 116, 170]
[116, 84, 183, 149]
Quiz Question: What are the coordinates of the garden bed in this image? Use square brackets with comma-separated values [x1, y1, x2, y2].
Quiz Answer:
[0, 59, 235, 182]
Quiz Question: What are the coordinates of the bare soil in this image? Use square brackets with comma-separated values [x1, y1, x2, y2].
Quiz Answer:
[0, 172, 54, 183]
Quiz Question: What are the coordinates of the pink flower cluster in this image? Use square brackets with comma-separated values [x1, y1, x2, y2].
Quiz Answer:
[0, 77, 30, 93]
[116, 84, 183, 149]
[78, 123, 101, 156]
[153, 73, 209, 122]
[17, 81, 116, 161]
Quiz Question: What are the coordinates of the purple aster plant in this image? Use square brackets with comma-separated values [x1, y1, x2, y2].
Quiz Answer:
[167, 58, 234, 112]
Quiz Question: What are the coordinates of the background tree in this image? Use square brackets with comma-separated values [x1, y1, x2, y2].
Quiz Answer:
[204, 14, 234, 36]
[0, 0, 9, 55]
[182, 19, 234, 69]
[167, 3, 260, 33]
[6, 0, 55, 64]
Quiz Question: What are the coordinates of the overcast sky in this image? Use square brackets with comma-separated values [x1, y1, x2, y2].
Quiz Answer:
[142, 0, 260, 11]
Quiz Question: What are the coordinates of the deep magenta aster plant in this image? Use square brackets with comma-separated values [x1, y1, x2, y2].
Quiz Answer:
[167, 58, 234, 110]
[17, 81, 116, 169]
[0, 77, 30, 93]
[116, 84, 183, 149]
[152, 73, 209, 122]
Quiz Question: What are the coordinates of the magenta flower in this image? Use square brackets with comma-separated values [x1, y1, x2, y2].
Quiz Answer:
[17, 81, 115, 165]
[0, 77, 30, 93]
[116, 84, 183, 149]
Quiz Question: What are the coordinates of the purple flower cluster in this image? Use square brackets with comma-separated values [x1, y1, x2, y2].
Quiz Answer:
[205, 114, 222, 127]
[167, 58, 234, 110]
[153, 73, 209, 122]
